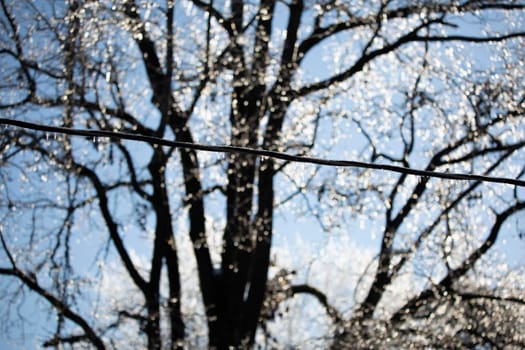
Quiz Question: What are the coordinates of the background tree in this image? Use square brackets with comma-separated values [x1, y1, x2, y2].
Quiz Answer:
[1, 0, 524, 349]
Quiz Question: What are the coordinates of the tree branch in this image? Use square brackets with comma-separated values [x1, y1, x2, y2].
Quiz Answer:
[189, 0, 233, 36]
[391, 200, 525, 323]
[290, 284, 343, 324]
[43, 334, 88, 348]
[75, 163, 148, 295]
[415, 32, 525, 43]
[0, 228, 106, 350]
[457, 291, 525, 306]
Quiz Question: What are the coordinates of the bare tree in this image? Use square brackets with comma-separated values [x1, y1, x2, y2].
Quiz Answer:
[1, 0, 524, 349]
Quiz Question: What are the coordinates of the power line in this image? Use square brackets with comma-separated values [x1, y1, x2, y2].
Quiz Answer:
[1, 118, 524, 187]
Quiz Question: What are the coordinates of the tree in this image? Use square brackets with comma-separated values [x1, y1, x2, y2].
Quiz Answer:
[1, 0, 524, 348]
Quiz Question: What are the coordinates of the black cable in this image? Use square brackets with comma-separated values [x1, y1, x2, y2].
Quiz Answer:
[1, 118, 524, 187]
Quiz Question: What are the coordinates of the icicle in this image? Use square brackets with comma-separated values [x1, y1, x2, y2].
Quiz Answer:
[97, 137, 102, 151]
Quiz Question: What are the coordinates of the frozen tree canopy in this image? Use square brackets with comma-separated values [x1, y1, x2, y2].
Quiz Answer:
[1, 0, 524, 349]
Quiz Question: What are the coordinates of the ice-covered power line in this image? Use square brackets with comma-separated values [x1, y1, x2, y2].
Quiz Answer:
[1, 118, 524, 187]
